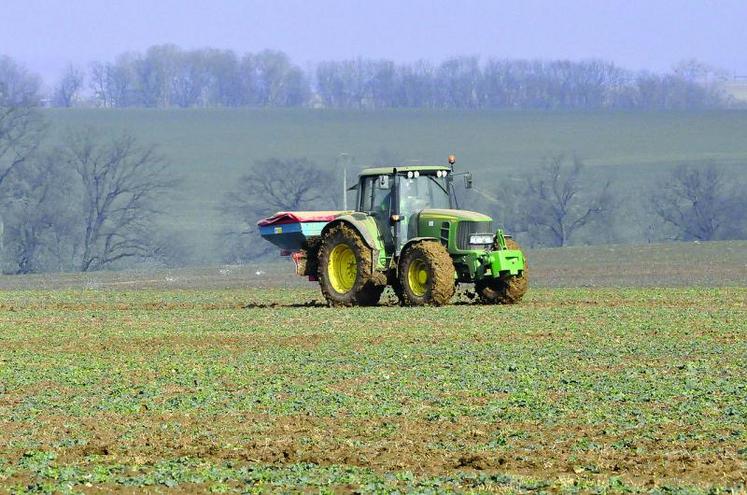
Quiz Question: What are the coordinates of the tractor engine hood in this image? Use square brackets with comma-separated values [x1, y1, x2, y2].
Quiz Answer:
[418, 208, 493, 223]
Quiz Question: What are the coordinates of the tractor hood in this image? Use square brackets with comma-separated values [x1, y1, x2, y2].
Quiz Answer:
[418, 208, 493, 223]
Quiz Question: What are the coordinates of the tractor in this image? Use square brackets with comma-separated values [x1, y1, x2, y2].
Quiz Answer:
[258, 156, 527, 306]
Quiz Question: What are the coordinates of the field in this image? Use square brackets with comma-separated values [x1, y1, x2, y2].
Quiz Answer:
[0, 243, 745, 493]
[43, 109, 747, 263]
[1, 240, 745, 291]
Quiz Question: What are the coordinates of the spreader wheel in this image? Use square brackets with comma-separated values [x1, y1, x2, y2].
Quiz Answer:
[398, 241, 456, 306]
[318, 224, 385, 306]
[476, 239, 528, 304]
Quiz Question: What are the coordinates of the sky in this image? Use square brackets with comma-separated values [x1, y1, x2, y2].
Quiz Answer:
[2, 0, 747, 84]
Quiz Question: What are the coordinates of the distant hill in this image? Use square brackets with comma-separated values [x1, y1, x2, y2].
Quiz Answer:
[43, 109, 747, 264]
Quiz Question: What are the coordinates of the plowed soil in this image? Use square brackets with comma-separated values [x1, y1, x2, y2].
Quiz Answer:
[0, 287, 745, 493]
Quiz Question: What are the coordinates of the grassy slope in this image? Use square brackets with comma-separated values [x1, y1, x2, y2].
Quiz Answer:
[44, 109, 747, 263]
[0, 287, 745, 493]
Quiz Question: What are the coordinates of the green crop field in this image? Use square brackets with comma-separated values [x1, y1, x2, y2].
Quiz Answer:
[0, 242, 745, 493]
[43, 109, 747, 263]
[0, 288, 745, 493]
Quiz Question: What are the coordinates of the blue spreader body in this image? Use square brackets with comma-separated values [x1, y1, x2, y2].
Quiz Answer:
[258, 221, 329, 251]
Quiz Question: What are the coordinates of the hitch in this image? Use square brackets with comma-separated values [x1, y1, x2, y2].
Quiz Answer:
[484, 229, 524, 277]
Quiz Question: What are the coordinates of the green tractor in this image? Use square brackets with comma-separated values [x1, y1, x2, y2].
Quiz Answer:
[258, 157, 527, 306]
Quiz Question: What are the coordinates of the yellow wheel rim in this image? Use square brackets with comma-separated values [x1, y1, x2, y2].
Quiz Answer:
[407, 259, 429, 297]
[328, 244, 357, 293]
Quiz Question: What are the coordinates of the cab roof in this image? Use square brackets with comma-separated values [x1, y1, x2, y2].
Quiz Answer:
[359, 165, 451, 177]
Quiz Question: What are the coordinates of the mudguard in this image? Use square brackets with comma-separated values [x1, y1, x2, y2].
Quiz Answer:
[400, 236, 440, 255]
[321, 214, 387, 269]
[321, 215, 380, 250]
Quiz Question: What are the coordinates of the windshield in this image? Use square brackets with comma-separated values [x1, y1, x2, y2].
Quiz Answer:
[399, 174, 450, 212]
[398, 173, 450, 241]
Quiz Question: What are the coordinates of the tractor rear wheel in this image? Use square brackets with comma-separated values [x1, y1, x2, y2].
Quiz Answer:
[475, 239, 528, 304]
[398, 241, 455, 306]
[318, 224, 385, 306]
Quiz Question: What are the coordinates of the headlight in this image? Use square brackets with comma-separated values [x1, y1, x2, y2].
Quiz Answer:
[469, 234, 494, 245]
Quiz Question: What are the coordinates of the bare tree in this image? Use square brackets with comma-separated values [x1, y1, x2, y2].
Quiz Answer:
[651, 164, 745, 241]
[1, 154, 78, 274]
[89, 61, 110, 107]
[521, 155, 615, 247]
[63, 130, 175, 271]
[672, 59, 729, 85]
[0, 56, 44, 190]
[53, 64, 84, 107]
[90, 55, 138, 108]
[0, 56, 46, 259]
[219, 157, 336, 261]
[226, 157, 335, 216]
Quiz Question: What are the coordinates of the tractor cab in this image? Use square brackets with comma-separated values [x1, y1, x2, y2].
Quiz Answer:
[356, 164, 467, 252]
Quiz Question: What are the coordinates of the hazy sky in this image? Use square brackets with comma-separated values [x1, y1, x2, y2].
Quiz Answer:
[3, 0, 747, 84]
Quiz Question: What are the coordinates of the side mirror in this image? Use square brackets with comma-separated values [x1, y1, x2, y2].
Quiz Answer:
[378, 175, 390, 189]
[464, 172, 473, 189]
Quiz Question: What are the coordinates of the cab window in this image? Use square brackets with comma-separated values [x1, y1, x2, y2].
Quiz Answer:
[360, 176, 391, 213]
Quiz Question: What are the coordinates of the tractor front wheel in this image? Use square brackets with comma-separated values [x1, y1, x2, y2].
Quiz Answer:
[475, 239, 528, 304]
[318, 224, 384, 306]
[398, 241, 455, 306]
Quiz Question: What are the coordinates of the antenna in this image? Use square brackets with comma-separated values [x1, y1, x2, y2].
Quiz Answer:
[336, 153, 353, 210]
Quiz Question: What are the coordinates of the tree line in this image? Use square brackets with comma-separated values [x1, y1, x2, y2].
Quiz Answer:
[486, 157, 746, 248]
[48, 45, 731, 110]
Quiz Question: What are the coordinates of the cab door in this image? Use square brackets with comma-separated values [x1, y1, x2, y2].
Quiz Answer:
[359, 175, 394, 251]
